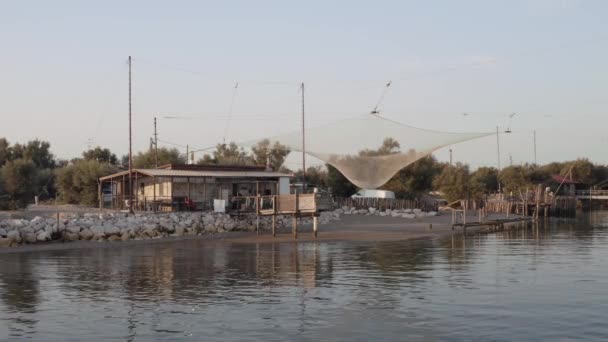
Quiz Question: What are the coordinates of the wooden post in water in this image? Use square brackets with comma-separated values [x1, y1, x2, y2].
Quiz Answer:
[272, 195, 277, 237]
[313, 214, 318, 238]
[256, 182, 260, 235]
[293, 190, 299, 239]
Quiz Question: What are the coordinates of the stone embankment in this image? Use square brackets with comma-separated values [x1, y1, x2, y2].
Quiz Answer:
[0, 207, 438, 247]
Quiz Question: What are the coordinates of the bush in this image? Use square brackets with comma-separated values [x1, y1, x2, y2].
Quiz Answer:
[56, 159, 117, 206]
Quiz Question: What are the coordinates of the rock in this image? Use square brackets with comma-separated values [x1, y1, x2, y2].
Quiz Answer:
[67, 225, 81, 234]
[0, 238, 11, 248]
[174, 226, 185, 237]
[404, 209, 413, 214]
[65, 232, 80, 241]
[379, 212, 388, 217]
[6, 219, 26, 228]
[368, 207, 377, 214]
[0, 228, 7, 237]
[36, 231, 49, 242]
[24, 232, 37, 244]
[79, 229, 94, 240]
[402, 214, 416, 219]
[390, 211, 401, 217]
[107, 235, 121, 242]
[121, 232, 130, 241]
[413, 209, 422, 214]
[159, 219, 175, 233]
[104, 226, 121, 236]
[7, 230, 21, 244]
[427, 211, 438, 217]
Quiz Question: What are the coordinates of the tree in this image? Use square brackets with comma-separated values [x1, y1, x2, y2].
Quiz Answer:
[11, 140, 55, 169]
[293, 166, 328, 189]
[359, 138, 400, 157]
[383, 156, 443, 197]
[82, 147, 118, 164]
[498, 166, 529, 193]
[471, 166, 499, 194]
[55, 159, 117, 205]
[197, 142, 252, 165]
[132, 147, 185, 168]
[0, 138, 9, 166]
[250, 139, 290, 170]
[563, 158, 594, 185]
[433, 163, 483, 202]
[327, 164, 357, 197]
[0, 159, 39, 208]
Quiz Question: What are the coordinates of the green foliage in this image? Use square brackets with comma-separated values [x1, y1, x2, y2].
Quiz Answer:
[293, 166, 328, 189]
[359, 138, 400, 157]
[133, 147, 185, 168]
[250, 139, 290, 170]
[55, 159, 117, 206]
[82, 146, 118, 164]
[0, 138, 9, 166]
[0, 159, 51, 209]
[433, 163, 483, 202]
[197, 142, 251, 166]
[10, 140, 55, 169]
[471, 167, 499, 194]
[327, 164, 357, 197]
[383, 156, 443, 197]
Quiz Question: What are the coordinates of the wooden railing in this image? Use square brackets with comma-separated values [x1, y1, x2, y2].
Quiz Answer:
[576, 190, 608, 198]
[334, 197, 438, 212]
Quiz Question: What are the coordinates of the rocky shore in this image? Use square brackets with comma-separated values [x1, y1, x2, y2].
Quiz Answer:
[0, 207, 438, 248]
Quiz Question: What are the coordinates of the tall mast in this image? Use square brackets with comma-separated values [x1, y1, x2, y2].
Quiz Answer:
[154, 117, 158, 167]
[128, 56, 134, 213]
[301, 82, 306, 192]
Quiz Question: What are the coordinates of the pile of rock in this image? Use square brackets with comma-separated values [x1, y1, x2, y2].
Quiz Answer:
[0, 210, 343, 248]
[336, 206, 438, 219]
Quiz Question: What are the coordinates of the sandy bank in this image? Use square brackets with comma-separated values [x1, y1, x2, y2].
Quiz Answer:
[0, 211, 525, 254]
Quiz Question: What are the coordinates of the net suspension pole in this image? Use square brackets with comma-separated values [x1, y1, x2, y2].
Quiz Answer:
[154, 116, 159, 168]
[301, 82, 306, 192]
[496, 126, 501, 170]
[533, 130, 537, 165]
[128, 56, 134, 214]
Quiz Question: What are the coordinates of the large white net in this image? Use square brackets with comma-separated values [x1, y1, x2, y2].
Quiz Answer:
[242, 114, 493, 189]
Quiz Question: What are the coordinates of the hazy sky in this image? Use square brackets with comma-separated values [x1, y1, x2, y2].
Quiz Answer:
[1, 0, 607, 170]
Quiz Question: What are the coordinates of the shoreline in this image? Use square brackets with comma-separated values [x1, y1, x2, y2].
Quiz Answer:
[0, 212, 528, 254]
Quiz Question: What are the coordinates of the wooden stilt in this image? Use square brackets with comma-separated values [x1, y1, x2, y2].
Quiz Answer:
[272, 215, 276, 237]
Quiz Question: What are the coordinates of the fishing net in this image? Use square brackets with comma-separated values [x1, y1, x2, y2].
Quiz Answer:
[241, 114, 493, 189]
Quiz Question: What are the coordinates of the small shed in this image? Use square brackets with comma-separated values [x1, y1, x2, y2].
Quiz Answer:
[99, 164, 292, 212]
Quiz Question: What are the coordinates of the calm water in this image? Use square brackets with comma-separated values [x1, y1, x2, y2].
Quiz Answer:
[1, 212, 608, 341]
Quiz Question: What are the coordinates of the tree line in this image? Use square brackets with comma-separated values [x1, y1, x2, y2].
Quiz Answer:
[1, 136, 606, 209]
[0, 138, 290, 209]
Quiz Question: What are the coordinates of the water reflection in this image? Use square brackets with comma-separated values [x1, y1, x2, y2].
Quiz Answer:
[0, 211, 607, 340]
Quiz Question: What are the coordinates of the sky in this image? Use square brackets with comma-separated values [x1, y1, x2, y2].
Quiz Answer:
[1, 0, 607, 170]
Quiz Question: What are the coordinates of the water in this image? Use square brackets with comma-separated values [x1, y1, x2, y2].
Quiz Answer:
[1, 212, 608, 341]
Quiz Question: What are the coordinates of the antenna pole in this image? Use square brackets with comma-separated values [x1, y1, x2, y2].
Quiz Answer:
[496, 126, 501, 171]
[533, 130, 537, 165]
[128, 56, 134, 214]
[186, 144, 189, 165]
[301, 82, 306, 192]
[154, 117, 158, 168]
[449, 148, 453, 166]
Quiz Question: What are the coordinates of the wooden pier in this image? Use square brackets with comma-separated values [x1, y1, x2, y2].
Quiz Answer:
[253, 192, 333, 239]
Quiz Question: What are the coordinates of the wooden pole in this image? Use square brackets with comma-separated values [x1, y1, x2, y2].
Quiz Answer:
[293, 190, 299, 239]
[154, 116, 158, 167]
[128, 56, 134, 214]
[98, 181, 102, 211]
[153, 176, 157, 213]
[301, 82, 306, 192]
[256, 182, 260, 235]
